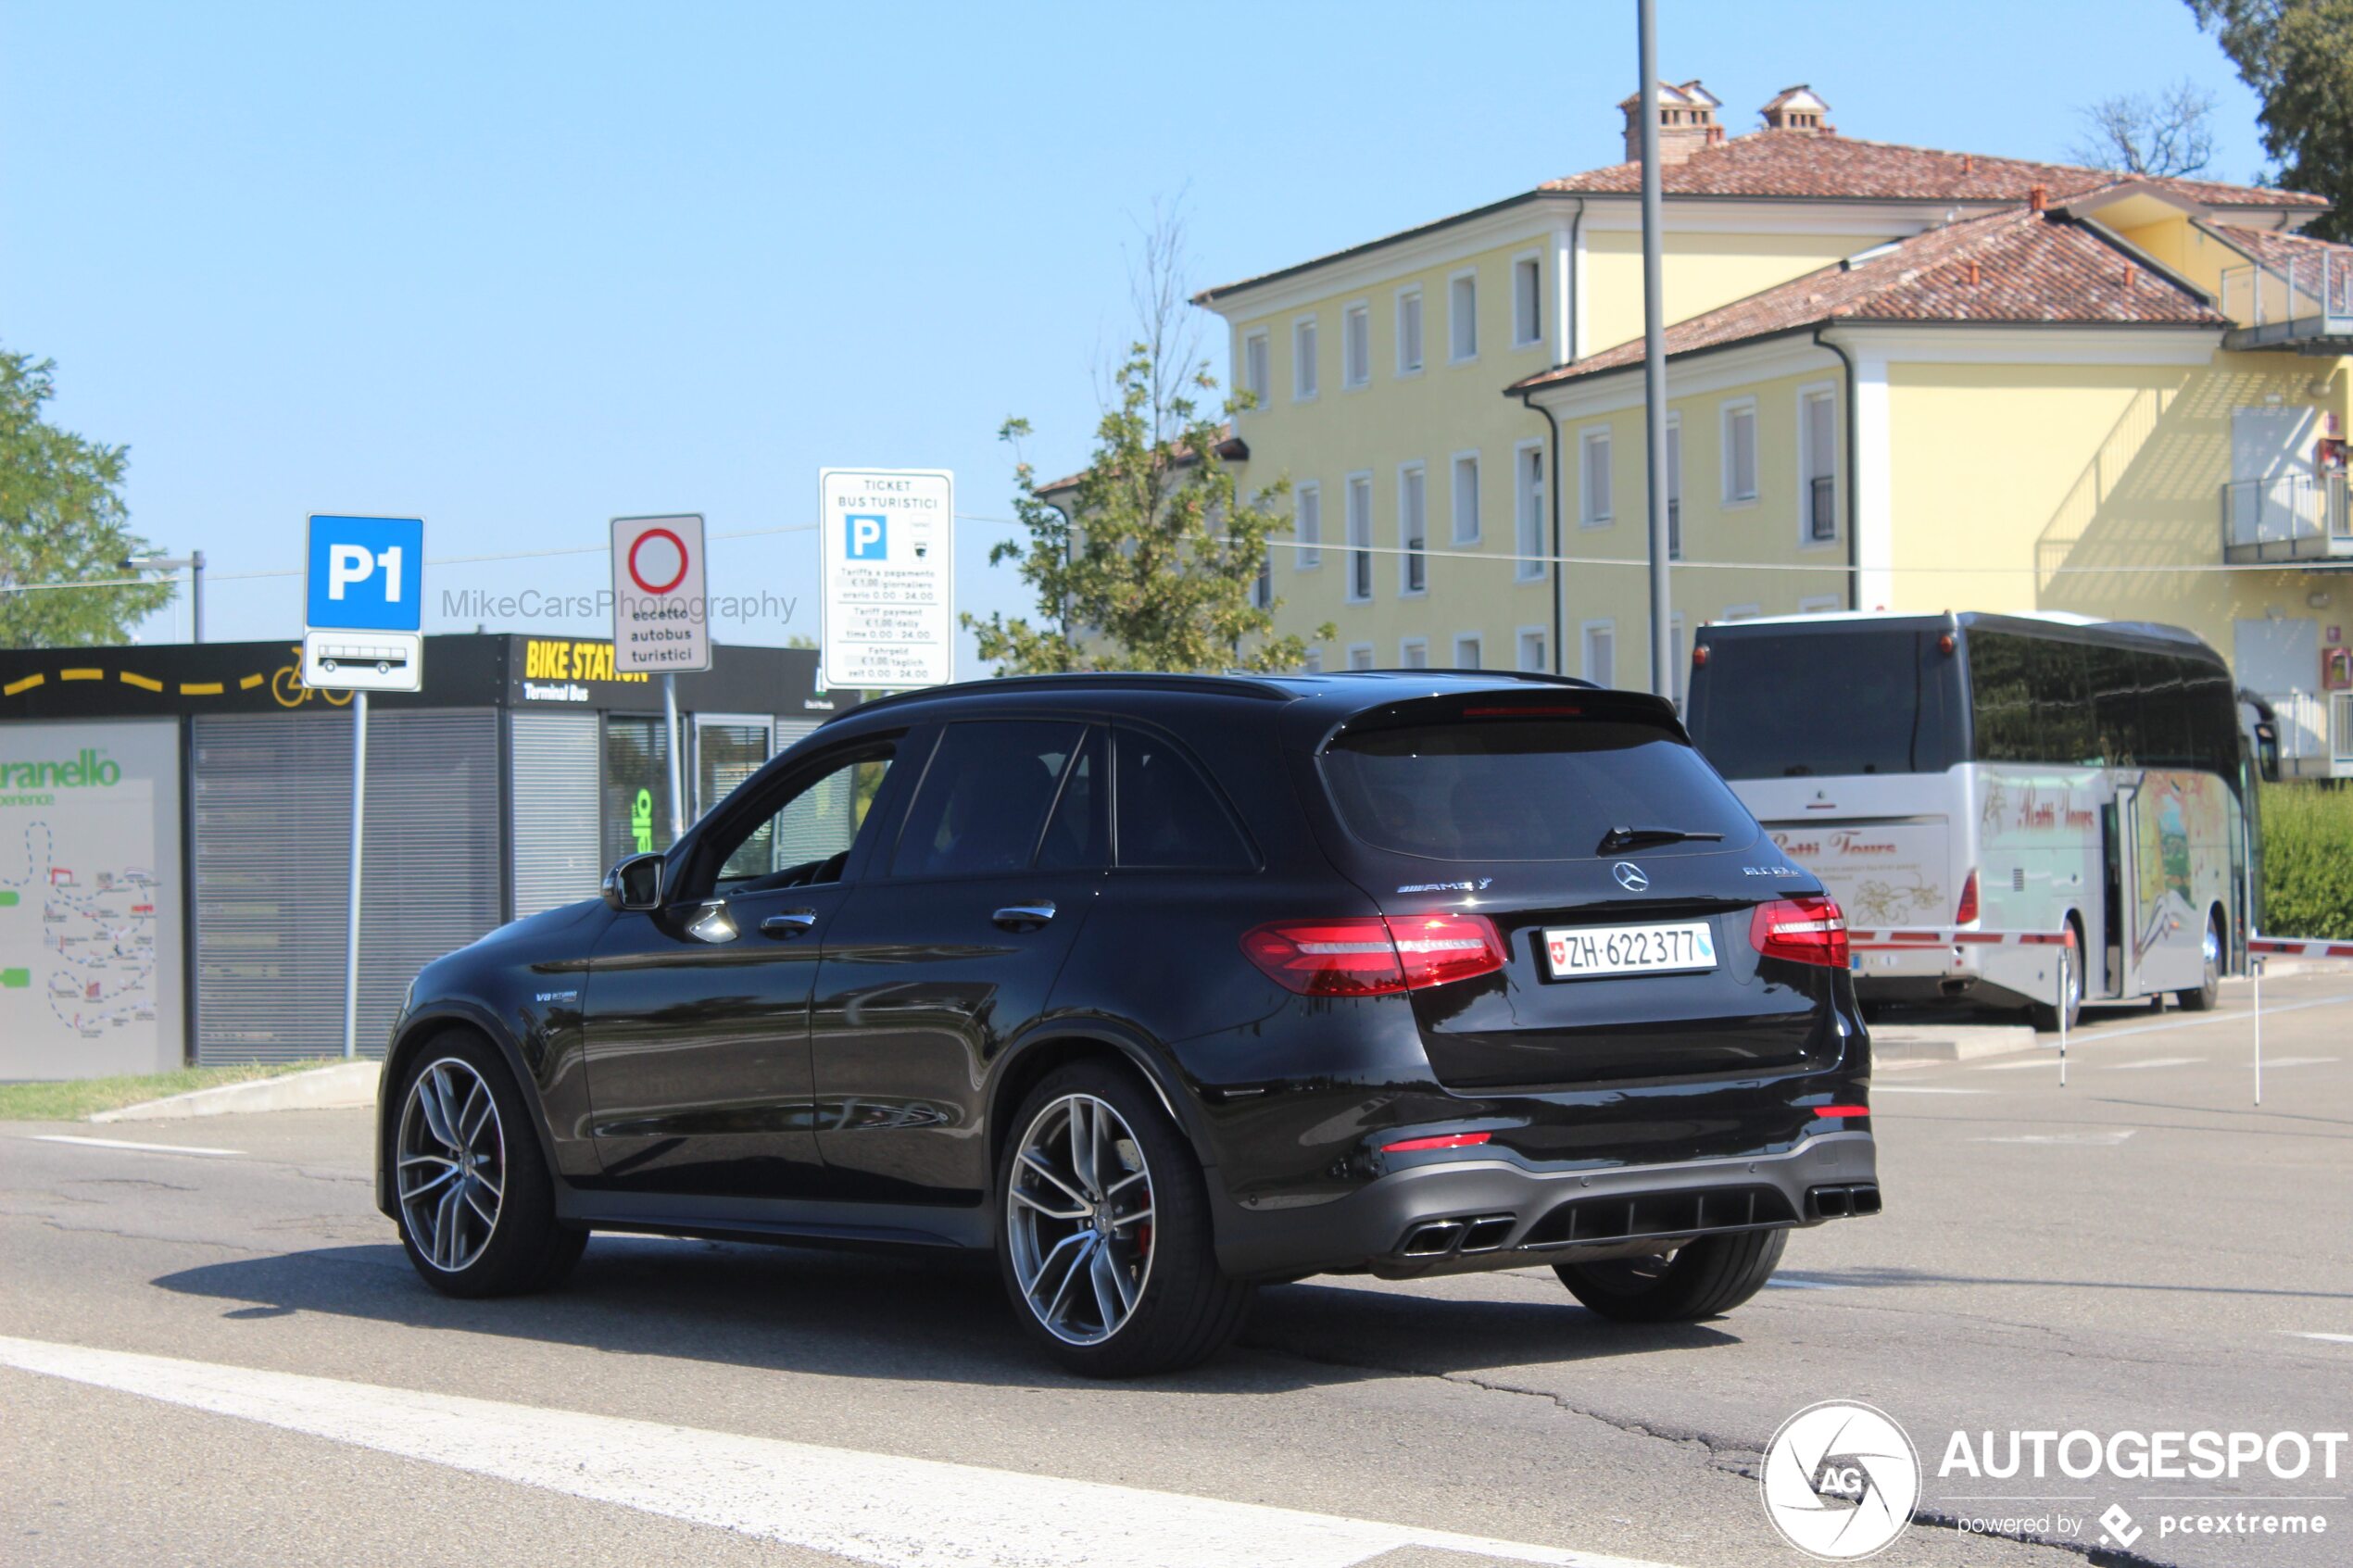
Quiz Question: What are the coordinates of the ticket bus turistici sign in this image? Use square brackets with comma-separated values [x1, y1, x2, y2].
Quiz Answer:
[819, 469, 953, 691]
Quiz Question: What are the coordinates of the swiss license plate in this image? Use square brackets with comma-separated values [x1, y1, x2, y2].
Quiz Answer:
[1543, 920, 1718, 980]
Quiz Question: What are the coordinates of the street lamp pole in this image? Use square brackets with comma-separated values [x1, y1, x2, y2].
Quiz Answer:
[119, 550, 207, 642]
[1638, 0, 1674, 702]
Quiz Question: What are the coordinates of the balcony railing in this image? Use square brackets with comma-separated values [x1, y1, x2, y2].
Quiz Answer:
[2220, 473, 2352, 565]
[1806, 474, 1836, 542]
[2219, 248, 2353, 349]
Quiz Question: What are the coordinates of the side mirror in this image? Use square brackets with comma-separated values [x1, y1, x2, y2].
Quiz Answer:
[602, 852, 666, 911]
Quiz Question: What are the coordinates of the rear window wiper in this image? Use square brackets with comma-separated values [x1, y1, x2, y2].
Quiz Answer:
[1595, 824, 1726, 853]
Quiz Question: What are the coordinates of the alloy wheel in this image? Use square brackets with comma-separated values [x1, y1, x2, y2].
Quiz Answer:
[397, 1057, 506, 1273]
[1006, 1092, 1155, 1346]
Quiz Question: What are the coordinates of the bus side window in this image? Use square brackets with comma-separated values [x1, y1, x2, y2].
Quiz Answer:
[2086, 645, 2144, 767]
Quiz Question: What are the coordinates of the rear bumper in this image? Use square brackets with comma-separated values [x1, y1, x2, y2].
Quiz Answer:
[1209, 1130, 1878, 1280]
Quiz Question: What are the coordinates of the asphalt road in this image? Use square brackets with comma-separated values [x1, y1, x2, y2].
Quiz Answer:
[4, 970, 2349, 1568]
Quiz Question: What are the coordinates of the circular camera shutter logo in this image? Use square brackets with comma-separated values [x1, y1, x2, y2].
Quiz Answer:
[1760, 1400, 1919, 1561]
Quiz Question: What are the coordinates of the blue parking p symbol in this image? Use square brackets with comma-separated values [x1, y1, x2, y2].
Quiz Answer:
[847, 514, 887, 560]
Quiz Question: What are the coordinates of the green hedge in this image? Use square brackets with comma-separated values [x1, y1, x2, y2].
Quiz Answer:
[2261, 783, 2353, 941]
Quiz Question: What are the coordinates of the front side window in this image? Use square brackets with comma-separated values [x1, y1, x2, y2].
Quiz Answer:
[713, 747, 894, 890]
[1115, 729, 1252, 869]
[892, 721, 1082, 879]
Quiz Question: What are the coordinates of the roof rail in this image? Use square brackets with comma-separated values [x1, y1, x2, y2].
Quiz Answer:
[837, 671, 1296, 721]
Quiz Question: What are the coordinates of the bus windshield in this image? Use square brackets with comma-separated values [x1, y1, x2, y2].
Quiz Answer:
[1687, 628, 1961, 780]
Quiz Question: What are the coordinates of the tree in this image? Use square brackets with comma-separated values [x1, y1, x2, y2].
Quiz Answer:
[2068, 80, 2217, 176]
[2190, 0, 2353, 242]
[966, 205, 1331, 675]
[0, 348, 172, 646]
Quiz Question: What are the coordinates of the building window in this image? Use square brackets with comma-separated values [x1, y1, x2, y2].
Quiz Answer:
[1513, 255, 1542, 347]
[1451, 452, 1480, 545]
[1453, 633, 1482, 670]
[1252, 550, 1272, 609]
[1582, 621, 1616, 688]
[1400, 637, 1428, 670]
[1345, 472, 1373, 603]
[1341, 303, 1370, 389]
[1347, 643, 1375, 671]
[1242, 330, 1269, 409]
[1579, 428, 1612, 527]
[1292, 317, 1318, 401]
[1398, 462, 1428, 595]
[1516, 627, 1549, 672]
[1395, 288, 1423, 375]
[1302, 646, 1323, 674]
[1514, 441, 1545, 582]
[1722, 398, 1757, 504]
[1666, 414, 1683, 560]
[1449, 270, 1478, 362]
[1294, 482, 1321, 569]
[1801, 386, 1837, 543]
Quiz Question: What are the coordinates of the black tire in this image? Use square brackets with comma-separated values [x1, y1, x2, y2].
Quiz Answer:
[1555, 1228, 1788, 1323]
[996, 1060, 1252, 1377]
[391, 1031, 585, 1298]
[2176, 909, 2223, 1012]
[2028, 918, 2084, 1034]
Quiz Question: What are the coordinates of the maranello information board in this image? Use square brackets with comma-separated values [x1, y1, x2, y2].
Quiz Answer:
[0, 720, 183, 1077]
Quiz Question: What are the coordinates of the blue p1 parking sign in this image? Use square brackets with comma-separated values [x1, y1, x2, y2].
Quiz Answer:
[307, 515, 424, 632]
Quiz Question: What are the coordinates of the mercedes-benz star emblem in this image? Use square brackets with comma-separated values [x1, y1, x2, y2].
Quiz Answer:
[1612, 861, 1649, 892]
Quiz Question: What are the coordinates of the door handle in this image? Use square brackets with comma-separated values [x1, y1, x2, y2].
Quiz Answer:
[760, 909, 819, 940]
[992, 901, 1057, 932]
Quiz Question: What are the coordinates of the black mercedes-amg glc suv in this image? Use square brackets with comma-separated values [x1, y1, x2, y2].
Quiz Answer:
[378, 671, 1877, 1375]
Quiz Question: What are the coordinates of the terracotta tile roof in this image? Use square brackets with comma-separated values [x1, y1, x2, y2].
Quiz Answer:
[1544, 130, 2326, 209]
[2206, 220, 2353, 271]
[1034, 425, 1247, 498]
[1509, 209, 2227, 393]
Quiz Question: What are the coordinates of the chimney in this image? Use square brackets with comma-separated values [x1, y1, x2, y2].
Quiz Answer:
[2028, 183, 2048, 212]
[1759, 85, 1834, 135]
[1621, 79, 1722, 165]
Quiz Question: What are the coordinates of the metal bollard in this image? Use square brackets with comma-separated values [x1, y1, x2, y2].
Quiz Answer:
[2252, 955, 2264, 1107]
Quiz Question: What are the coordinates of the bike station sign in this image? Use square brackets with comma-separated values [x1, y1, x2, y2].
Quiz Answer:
[301, 514, 425, 693]
[609, 513, 711, 673]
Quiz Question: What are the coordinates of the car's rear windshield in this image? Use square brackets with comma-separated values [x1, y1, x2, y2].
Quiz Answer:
[1320, 718, 1755, 861]
[1686, 628, 1960, 779]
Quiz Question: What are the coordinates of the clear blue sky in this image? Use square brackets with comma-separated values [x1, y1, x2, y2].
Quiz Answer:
[3, 1, 2274, 673]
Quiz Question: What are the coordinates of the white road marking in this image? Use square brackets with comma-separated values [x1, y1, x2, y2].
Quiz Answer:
[2106, 1057, 2203, 1072]
[1975, 1059, 2069, 1072]
[2283, 1333, 2353, 1346]
[2077, 993, 2353, 1045]
[28, 1135, 243, 1158]
[2255, 1057, 2338, 1069]
[1869, 1085, 1990, 1096]
[0, 1336, 1670, 1568]
[1974, 1130, 2137, 1146]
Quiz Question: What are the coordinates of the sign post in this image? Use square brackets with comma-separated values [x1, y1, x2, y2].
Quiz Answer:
[819, 470, 954, 691]
[610, 515, 711, 839]
[303, 515, 425, 1060]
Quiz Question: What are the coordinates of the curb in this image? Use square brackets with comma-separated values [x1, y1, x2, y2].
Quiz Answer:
[1870, 1023, 2039, 1063]
[90, 1062, 382, 1123]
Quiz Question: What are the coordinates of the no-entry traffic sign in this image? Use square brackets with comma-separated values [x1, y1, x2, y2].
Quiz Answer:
[819, 470, 953, 689]
[610, 514, 711, 673]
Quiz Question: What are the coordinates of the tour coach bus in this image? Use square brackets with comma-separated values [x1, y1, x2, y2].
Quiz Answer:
[1685, 612, 2259, 1030]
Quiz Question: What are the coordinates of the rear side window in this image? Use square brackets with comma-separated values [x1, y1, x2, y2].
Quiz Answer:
[1114, 729, 1253, 870]
[1321, 718, 1752, 861]
[892, 721, 1082, 878]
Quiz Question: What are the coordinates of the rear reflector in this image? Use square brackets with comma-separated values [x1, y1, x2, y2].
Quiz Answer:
[1381, 1131, 1493, 1153]
[1242, 913, 1504, 997]
[1749, 896, 1851, 968]
[1955, 869, 1981, 926]
[1812, 1104, 1870, 1119]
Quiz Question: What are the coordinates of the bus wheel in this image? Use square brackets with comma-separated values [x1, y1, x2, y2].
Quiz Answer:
[2176, 910, 2223, 1013]
[2029, 919, 2082, 1034]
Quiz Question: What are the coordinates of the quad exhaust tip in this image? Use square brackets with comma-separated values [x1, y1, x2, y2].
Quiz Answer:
[1807, 1183, 1881, 1220]
[1398, 1214, 1517, 1258]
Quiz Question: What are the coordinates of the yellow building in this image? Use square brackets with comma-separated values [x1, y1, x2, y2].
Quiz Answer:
[1189, 83, 2353, 771]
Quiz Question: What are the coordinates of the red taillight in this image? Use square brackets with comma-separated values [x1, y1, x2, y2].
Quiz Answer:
[1955, 869, 1980, 926]
[1381, 1131, 1493, 1152]
[1813, 1104, 1870, 1119]
[1241, 913, 1504, 997]
[1462, 705, 1582, 717]
[1749, 896, 1851, 969]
